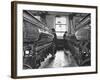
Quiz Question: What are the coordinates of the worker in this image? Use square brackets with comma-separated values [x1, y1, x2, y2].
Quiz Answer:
[63, 31, 69, 51]
[51, 28, 57, 58]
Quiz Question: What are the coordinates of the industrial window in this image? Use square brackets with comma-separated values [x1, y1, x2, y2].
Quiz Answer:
[55, 16, 67, 38]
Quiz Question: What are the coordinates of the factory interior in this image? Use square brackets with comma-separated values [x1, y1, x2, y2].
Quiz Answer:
[23, 10, 91, 69]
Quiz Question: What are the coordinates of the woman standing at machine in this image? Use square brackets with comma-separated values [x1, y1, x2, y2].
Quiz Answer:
[51, 28, 57, 58]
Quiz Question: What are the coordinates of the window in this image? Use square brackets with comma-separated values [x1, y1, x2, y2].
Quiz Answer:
[55, 16, 67, 38]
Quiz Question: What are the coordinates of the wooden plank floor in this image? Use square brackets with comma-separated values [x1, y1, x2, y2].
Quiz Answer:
[39, 50, 78, 69]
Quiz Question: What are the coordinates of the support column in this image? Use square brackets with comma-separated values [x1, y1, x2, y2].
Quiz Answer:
[68, 14, 75, 34]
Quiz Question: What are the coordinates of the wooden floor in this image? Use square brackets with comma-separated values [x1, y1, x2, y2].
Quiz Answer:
[39, 50, 78, 69]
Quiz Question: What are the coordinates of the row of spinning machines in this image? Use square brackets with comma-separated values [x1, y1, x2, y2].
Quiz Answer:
[64, 14, 91, 66]
[23, 11, 54, 69]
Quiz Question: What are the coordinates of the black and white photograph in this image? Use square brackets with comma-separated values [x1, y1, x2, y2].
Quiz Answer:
[11, 1, 97, 78]
[23, 10, 91, 69]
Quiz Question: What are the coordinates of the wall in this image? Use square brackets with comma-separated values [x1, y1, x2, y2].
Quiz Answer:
[0, 0, 99, 80]
[46, 15, 55, 29]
